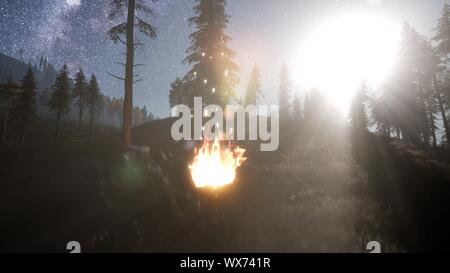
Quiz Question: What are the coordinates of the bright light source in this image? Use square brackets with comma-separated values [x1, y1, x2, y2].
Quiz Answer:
[295, 14, 400, 111]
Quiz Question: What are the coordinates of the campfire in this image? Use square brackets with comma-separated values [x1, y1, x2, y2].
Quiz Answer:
[189, 138, 247, 189]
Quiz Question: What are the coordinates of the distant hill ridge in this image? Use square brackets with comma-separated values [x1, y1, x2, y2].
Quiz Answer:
[0, 53, 57, 90]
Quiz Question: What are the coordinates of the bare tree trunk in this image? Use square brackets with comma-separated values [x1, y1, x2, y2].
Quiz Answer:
[433, 76, 450, 142]
[122, 0, 135, 148]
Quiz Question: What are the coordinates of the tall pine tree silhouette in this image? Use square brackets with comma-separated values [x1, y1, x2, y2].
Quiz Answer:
[86, 74, 101, 139]
[108, 0, 158, 148]
[15, 68, 37, 144]
[350, 81, 368, 134]
[382, 23, 430, 144]
[169, 78, 186, 107]
[0, 79, 19, 144]
[171, 0, 239, 108]
[278, 63, 291, 128]
[48, 65, 71, 143]
[350, 81, 369, 163]
[291, 93, 302, 123]
[72, 69, 87, 131]
[433, 3, 450, 59]
[432, 4, 450, 143]
[244, 63, 262, 105]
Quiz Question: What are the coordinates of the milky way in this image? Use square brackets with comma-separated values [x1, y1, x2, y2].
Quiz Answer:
[0, 0, 190, 117]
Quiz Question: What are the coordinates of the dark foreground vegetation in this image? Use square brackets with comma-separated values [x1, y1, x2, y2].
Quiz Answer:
[1, 118, 449, 252]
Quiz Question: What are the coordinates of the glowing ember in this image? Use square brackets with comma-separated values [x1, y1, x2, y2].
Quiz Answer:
[189, 138, 247, 189]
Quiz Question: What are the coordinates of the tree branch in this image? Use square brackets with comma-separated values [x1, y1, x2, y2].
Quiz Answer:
[106, 71, 125, 81]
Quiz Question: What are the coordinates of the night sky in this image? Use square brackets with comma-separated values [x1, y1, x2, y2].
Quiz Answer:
[0, 0, 448, 117]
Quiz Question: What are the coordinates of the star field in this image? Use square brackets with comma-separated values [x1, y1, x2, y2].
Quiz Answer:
[0, 0, 447, 117]
[0, 0, 190, 117]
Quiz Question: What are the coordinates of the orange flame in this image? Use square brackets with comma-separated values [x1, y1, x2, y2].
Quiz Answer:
[189, 138, 247, 189]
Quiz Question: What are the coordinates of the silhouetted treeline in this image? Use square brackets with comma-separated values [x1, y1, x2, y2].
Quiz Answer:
[364, 4, 450, 148]
[0, 60, 157, 144]
[342, 4, 450, 251]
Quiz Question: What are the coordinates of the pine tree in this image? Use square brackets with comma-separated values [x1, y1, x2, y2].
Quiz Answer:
[173, 0, 239, 108]
[350, 82, 369, 163]
[86, 74, 101, 139]
[431, 5, 450, 143]
[142, 105, 148, 123]
[291, 92, 302, 122]
[433, 3, 450, 59]
[384, 23, 431, 144]
[72, 69, 88, 131]
[38, 88, 51, 114]
[99, 94, 108, 123]
[350, 81, 369, 133]
[43, 62, 57, 89]
[369, 23, 445, 145]
[108, 0, 158, 148]
[369, 90, 393, 137]
[279, 63, 291, 125]
[116, 98, 124, 127]
[418, 39, 442, 147]
[169, 78, 187, 107]
[244, 63, 262, 105]
[0, 79, 19, 144]
[425, 86, 439, 147]
[132, 106, 143, 127]
[432, 74, 450, 144]
[48, 65, 71, 142]
[14, 68, 37, 144]
[108, 98, 117, 125]
[39, 56, 44, 70]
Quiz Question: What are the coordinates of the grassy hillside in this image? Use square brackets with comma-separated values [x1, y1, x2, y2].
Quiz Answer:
[1, 118, 449, 252]
[363, 136, 450, 251]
